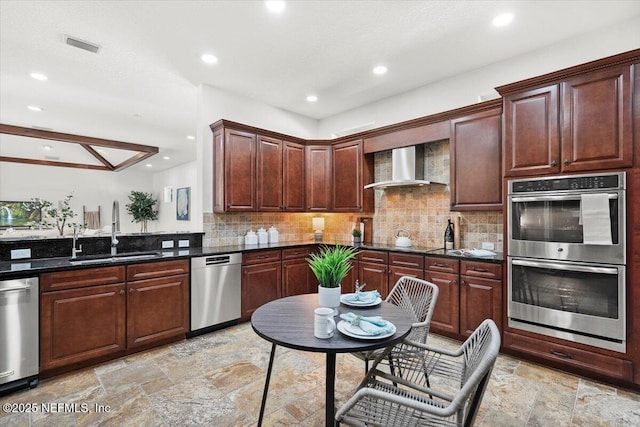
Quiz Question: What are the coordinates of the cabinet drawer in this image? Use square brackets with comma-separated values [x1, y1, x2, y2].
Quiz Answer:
[358, 250, 388, 264]
[424, 256, 459, 274]
[460, 261, 502, 280]
[282, 247, 312, 260]
[41, 266, 126, 292]
[503, 331, 633, 381]
[243, 250, 281, 265]
[126, 259, 189, 281]
[389, 252, 424, 269]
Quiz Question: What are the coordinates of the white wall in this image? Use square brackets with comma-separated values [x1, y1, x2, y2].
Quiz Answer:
[0, 161, 154, 234]
[317, 17, 640, 138]
[152, 160, 199, 232]
[197, 84, 319, 213]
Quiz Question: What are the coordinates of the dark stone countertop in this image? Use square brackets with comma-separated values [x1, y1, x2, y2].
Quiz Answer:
[0, 240, 502, 279]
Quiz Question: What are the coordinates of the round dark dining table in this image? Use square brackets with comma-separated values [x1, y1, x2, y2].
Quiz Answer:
[251, 293, 413, 427]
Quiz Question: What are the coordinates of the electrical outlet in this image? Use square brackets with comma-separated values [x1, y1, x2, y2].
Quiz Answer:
[178, 240, 189, 248]
[161, 240, 174, 249]
[10, 248, 31, 260]
[481, 242, 495, 250]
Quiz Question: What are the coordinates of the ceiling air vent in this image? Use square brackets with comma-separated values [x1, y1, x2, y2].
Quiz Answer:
[64, 35, 101, 54]
[44, 155, 60, 161]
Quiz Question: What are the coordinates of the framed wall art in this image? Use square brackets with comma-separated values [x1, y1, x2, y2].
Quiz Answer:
[176, 187, 190, 220]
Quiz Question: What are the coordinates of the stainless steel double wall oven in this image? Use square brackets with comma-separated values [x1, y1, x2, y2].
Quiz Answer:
[507, 172, 626, 352]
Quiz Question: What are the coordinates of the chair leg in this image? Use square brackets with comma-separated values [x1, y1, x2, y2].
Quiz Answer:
[388, 354, 399, 387]
[364, 358, 369, 374]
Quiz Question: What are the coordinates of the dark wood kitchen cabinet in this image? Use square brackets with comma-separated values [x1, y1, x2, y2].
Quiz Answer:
[332, 139, 374, 212]
[450, 102, 502, 210]
[282, 247, 314, 297]
[459, 260, 502, 337]
[358, 250, 389, 298]
[424, 257, 460, 336]
[219, 128, 257, 211]
[306, 144, 332, 211]
[40, 261, 189, 374]
[256, 135, 283, 211]
[125, 260, 189, 349]
[241, 250, 282, 319]
[282, 140, 306, 211]
[500, 57, 634, 177]
[388, 252, 424, 285]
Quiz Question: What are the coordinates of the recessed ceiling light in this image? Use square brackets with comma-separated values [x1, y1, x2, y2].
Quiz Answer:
[265, 1, 286, 13]
[306, 95, 318, 103]
[163, 156, 170, 160]
[201, 53, 218, 64]
[27, 105, 42, 112]
[29, 72, 48, 81]
[42, 145, 52, 150]
[492, 12, 514, 27]
[186, 135, 195, 140]
[146, 164, 153, 168]
[373, 65, 388, 75]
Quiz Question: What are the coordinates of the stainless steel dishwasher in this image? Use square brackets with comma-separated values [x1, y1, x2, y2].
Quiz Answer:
[190, 253, 242, 336]
[0, 277, 39, 395]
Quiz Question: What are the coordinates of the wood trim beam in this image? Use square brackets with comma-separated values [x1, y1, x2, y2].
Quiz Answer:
[80, 145, 115, 170]
[0, 156, 111, 171]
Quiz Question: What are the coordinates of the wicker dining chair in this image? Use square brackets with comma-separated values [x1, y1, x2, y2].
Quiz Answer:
[352, 276, 439, 372]
[336, 319, 501, 427]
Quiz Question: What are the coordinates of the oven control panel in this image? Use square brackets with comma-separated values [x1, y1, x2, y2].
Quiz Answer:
[511, 173, 622, 193]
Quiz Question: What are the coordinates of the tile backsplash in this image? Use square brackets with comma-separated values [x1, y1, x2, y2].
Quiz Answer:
[204, 141, 503, 251]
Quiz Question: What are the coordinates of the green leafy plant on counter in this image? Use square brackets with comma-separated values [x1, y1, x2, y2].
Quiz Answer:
[30, 193, 78, 236]
[307, 244, 359, 288]
[125, 191, 158, 233]
[352, 228, 362, 237]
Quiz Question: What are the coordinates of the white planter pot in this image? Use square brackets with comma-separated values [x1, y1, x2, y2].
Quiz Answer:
[318, 284, 341, 316]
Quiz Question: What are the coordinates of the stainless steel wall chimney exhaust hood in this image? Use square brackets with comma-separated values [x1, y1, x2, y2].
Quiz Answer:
[364, 145, 446, 189]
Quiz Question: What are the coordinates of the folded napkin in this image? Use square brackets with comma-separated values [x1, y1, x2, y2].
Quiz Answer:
[341, 290, 381, 303]
[340, 312, 395, 336]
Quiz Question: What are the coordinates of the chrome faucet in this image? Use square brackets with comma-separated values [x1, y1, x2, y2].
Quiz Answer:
[111, 201, 120, 256]
[71, 225, 83, 259]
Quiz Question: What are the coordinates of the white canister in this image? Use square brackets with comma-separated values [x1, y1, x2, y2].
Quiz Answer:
[257, 227, 268, 244]
[314, 307, 336, 339]
[245, 230, 258, 245]
[268, 226, 279, 243]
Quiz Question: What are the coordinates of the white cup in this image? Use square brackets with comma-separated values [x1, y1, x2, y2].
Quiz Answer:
[314, 307, 336, 339]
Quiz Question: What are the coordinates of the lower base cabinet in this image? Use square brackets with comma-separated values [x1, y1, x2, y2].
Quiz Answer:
[40, 260, 189, 374]
[241, 250, 282, 319]
[282, 247, 314, 297]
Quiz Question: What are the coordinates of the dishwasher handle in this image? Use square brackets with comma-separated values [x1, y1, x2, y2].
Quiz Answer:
[205, 256, 232, 265]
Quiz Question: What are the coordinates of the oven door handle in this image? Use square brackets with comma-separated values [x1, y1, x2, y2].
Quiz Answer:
[510, 193, 619, 203]
[511, 259, 619, 275]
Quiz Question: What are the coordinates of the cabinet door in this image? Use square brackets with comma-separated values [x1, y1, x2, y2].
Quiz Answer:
[126, 275, 189, 349]
[332, 139, 363, 211]
[424, 271, 459, 335]
[459, 276, 502, 338]
[503, 85, 561, 177]
[341, 260, 359, 294]
[282, 258, 313, 297]
[40, 284, 126, 371]
[358, 262, 389, 299]
[225, 128, 256, 211]
[450, 107, 503, 210]
[305, 145, 332, 211]
[257, 135, 283, 211]
[241, 261, 282, 318]
[389, 266, 424, 289]
[561, 65, 633, 172]
[283, 141, 305, 211]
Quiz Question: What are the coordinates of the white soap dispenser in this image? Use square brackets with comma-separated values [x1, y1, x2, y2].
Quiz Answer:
[257, 227, 268, 244]
[268, 226, 279, 243]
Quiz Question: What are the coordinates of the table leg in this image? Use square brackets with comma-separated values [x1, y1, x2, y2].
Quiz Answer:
[326, 352, 336, 427]
[258, 343, 277, 427]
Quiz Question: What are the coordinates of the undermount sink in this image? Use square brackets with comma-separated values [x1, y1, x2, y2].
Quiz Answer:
[69, 252, 161, 265]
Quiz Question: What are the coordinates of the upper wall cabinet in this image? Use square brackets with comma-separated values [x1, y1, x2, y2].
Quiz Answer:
[305, 144, 332, 211]
[499, 51, 638, 177]
[332, 139, 374, 212]
[218, 128, 257, 212]
[450, 102, 502, 211]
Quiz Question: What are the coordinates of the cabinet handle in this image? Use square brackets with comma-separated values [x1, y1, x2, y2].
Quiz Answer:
[129, 288, 135, 293]
[550, 160, 557, 166]
[452, 280, 458, 286]
[434, 263, 449, 268]
[257, 255, 268, 259]
[549, 349, 573, 359]
[471, 267, 489, 273]
[564, 159, 570, 165]
[120, 289, 125, 295]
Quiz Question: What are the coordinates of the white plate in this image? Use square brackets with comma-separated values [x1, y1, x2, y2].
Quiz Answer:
[340, 296, 382, 307]
[337, 320, 396, 340]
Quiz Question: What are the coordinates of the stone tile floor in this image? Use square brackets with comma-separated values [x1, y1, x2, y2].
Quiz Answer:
[1, 322, 639, 426]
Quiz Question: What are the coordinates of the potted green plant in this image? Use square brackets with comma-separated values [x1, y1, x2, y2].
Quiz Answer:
[307, 244, 359, 314]
[125, 191, 158, 233]
[352, 228, 362, 245]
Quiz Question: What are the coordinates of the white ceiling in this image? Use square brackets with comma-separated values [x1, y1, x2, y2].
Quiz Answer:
[1, 0, 639, 172]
